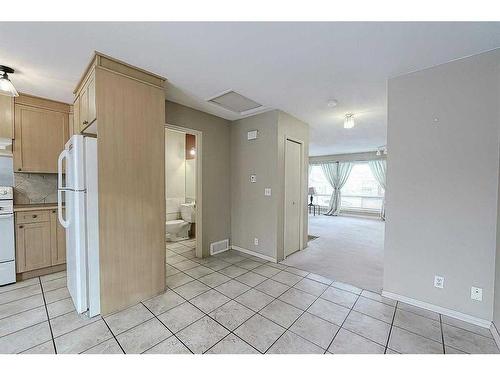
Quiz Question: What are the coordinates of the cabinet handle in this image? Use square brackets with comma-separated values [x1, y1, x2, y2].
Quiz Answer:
[32, 215, 37, 218]
[19, 225, 24, 228]
[52, 210, 56, 213]
[18, 168, 21, 171]
[83, 121, 88, 125]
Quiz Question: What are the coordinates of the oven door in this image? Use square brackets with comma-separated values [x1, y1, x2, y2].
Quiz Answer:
[0, 210, 14, 262]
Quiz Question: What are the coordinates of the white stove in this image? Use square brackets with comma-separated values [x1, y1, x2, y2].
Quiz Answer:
[0, 185, 15, 285]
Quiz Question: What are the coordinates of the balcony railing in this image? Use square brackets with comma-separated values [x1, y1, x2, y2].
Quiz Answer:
[312, 194, 383, 213]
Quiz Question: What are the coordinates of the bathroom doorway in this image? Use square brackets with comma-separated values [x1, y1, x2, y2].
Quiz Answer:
[165, 125, 202, 258]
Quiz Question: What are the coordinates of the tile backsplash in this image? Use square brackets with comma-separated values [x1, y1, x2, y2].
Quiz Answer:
[14, 173, 58, 204]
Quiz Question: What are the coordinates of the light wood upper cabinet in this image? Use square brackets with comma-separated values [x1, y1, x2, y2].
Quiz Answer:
[0, 95, 14, 139]
[78, 73, 96, 133]
[13, 94, 70, 173]
[16, 220, 52, 273]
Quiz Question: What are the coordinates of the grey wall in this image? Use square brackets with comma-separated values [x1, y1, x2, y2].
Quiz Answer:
[385, 50, 500, 321]
[495, 159, 500, 328]
[166, 101, 231, 257]
[230, 111, 280, 258]
[277, 111, 309, 260]
[230, 110, 309, 261]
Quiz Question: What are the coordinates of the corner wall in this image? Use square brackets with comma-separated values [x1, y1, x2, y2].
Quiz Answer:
[230, 110, 309, 261]
[165, 101, 231, 257]
[230, 111, 280, 259]
[384, 49, 500, 321]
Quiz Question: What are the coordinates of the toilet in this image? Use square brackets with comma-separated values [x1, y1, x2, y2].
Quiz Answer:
[166, 202, 195, 241]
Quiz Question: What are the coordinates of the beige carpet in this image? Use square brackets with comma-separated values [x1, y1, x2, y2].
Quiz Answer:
[281, 214, 385, 293]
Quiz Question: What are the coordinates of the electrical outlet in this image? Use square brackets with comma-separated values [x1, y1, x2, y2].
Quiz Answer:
[250, 174, 257, 183]
[264, 188, 271, 196]
[471, 286, 483, 301]
[254, 238, 259, 246]
[434, 276, 444, 289]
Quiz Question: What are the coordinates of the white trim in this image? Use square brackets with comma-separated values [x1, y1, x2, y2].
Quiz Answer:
[165, 124, 203, 259]
[491, 322, 500, 349]
[382, 290, 492, 329]
[231, 245, 277, 263]
[283, 136, 305, 260]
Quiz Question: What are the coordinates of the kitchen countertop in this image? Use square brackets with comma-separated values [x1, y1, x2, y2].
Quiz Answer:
[14, 203, 58, 212]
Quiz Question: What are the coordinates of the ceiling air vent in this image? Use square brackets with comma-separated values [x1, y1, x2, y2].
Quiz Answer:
[207, 90, 264, 115]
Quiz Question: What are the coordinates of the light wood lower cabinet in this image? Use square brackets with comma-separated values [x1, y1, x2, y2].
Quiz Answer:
[15, 209, 66, 273]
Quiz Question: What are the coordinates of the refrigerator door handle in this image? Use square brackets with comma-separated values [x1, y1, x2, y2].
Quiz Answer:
[58, 149, 68, 190]
[58, 190, 69, 228]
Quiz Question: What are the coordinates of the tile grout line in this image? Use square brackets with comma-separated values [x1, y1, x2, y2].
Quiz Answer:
[38, 277, 57, 354]
[323, 291, 363, 354]
[140, 301, 194, 354]
[383, 300, 398, 354]
[100, 316, 126, 354]
[261, 276, 328, 354]
[440, 314, 446, 354]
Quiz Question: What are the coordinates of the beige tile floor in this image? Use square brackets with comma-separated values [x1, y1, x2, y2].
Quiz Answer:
[1, 239, 499, 354]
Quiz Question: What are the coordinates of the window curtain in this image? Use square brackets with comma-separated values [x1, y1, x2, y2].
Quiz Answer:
[368, 160, 387, 220]
[320, 162, 353, 216]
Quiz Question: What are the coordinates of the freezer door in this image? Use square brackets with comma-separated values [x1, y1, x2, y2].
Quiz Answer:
[61, 135, 85, 191]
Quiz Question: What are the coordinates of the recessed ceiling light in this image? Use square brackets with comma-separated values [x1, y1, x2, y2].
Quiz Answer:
[344, 113, 355, 129]
[327, 99, 338, 108]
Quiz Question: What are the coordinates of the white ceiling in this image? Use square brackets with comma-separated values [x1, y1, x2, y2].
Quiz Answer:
[1, 22, 499, 156]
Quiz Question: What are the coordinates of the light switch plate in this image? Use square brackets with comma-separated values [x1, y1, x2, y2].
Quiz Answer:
[250, 174, 257, 183]
[247, 130, 258, 140]
[264, 188, 271, 196]
[434, 275, 444, 289]
[254, 238, 259, 246]
[471, 286, 483, 301]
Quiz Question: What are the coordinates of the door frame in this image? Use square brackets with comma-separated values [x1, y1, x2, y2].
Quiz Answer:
[283, 136, 305, 259]
[165, 124, 203, 259]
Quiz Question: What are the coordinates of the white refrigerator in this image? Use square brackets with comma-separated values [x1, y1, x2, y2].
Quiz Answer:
[58, 135, 100, 317]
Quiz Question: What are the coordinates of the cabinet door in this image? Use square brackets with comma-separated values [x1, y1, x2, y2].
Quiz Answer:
[50, 209, 66, 265]
[16, 221, 52, 273]
[73, 96, 80, 134]
[79, 85, 89, 132]
[14, 105, 69, 173]
[0, 95, 14, 139]
[87, 75, 96, 125]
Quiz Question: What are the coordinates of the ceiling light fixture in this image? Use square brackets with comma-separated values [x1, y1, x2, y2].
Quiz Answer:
[327, 99, 338, 108]
[0, 65, 19, 97]
[344, 113, 354, 129]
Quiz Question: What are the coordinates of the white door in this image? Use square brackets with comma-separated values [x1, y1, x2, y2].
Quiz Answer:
[284, 139, 302, 258]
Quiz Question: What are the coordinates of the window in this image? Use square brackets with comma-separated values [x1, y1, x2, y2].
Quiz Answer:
[341, 163, 384, 212]
[308, 165, 332, 208]
[308, 162, 384, 213]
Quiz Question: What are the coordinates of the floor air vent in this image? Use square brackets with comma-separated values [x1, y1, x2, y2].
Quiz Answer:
[210, 239, 229, 255]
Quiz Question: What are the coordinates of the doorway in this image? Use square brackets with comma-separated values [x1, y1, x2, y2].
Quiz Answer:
[165, 125, 202, 259]
[284, 138, 303, 258]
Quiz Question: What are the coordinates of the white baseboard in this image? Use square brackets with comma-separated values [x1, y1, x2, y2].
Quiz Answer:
[382, 290, 492, 329]
[231, 245, 276, 263]
[491, 323, 500, 349]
